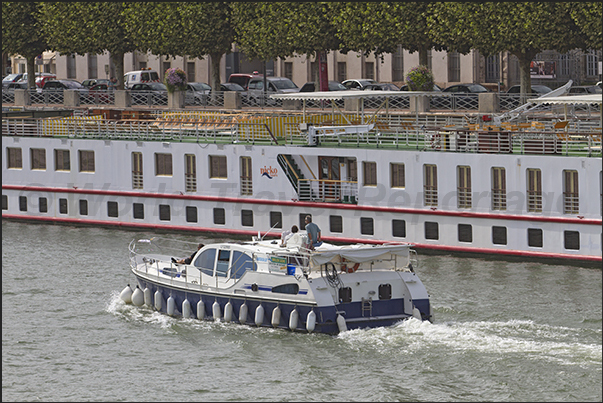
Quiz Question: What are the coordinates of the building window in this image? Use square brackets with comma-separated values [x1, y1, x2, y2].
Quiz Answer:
[155, 153, 172, 176]
[79, 150, 95, 172]
[485, 54, 500, 83]
[270, 211, 282, 229]
[528, 228, 543, 248]
[132, 152, 143, 189]
[564, 230, 580, 250]
[186, 206, 197, 223]
[133, 203, 144, 219]
[491, 167, 506, 210]
[185, 154, 196, 192]
[458, 224, 472, 243]
[284, 62, 293, 80]
[390, 163, 405, 188]
[54, 149, 70, 171]
[559, 53, 570, 77]
[159, 204, 170, 221]
[2, 195, 7, 210]
[162, 61, 171, 80]
[59, 198, 68, 214]
[240, 156, 252, 195]
[39, 197, 47, 213]
[241, 209, 253, 227]
[214, 208, 226, 225]
[563, 170, 579, 214]
[425, 221, 439, 240]
[337, 62, 347, 83]
[19, 196, 27, 212]
[392, 45, 404, 82]
[330, 215, 343, 233]
[457, 165, 472, 208]
[448, 51, 461, 82]
[360, 217, 374, 235]
[79, 199, 88, 216]
[492, 226, 507, 245]
[31, 148, 46, 170]
[7, 147, 22, 169]
[138, 61, 147, 70]
[585, 51, 598, 77]
[364, 61, 374, 80]
[88, 54, 98, 79]
[363, 161, 377, 186]
[527, 168, 542, 212]
[424, 164, 438, 206]
[67, 54, 76, 79]
[392, 219, 406, 238]
[107, 201, 118, 218]
[186, 61, 195, 83]
[210, 155, 227, 178]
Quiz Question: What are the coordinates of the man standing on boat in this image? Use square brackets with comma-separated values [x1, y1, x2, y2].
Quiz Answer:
[304, 215, 322, 250]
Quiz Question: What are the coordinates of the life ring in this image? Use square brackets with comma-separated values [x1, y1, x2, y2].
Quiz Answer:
[341, 258, 360, 273]
[430, 133, 441, 150]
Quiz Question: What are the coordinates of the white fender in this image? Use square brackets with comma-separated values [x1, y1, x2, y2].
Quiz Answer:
[131, 286, 144, 307]
[271, 306, 281, 328]
[120, 284, 133, 304]
[143, 287, 152, 306]
[197, 300, 205, 320]
[154, 290, 163, 311]
[289, 309, 299, 331]
[182, 299, 191, 319]
[412, 307, 422, 321]
[306, 310, 316, 333]
[255, 304, 264, 326]
[224, 301, 233, 323]
[428, 304, 434, 323]
[167, 296, 175, 316]
[336, 314, 347, 333]
[212, 301, 221, 321]
[239, 302, 248, 324]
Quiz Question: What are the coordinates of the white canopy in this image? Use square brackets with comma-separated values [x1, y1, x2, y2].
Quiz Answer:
[310, 243, 411, 266]
[270, 89, 451, 100]
[529, 94, 601, 105]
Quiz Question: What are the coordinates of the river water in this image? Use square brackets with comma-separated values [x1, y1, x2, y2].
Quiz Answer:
[2, 220, 601, 402]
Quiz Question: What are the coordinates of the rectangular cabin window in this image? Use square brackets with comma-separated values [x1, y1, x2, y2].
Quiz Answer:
[360, 217, 374, 235]
[107, 201, 118, 217]
[528, 228, 543, 248]
[59, 198, 68, 214]
[214, 208, 226, 225]
[527, 169, 542, 212]
[7, 147, 22, 169]
[330, 215, 343, 233]
[39, 197, 48, 213]
[132, 152, 143, 189]
[240, 156, 252, 195]
[210, 155, 227, 179]
[425, 221, 439, 240]
[390, 163, 405, 188]
[347, 159, 358, 182]
[270, 211, 282, 229]
[300, 213, 311, 230]
[155, 153, 172, 176]
[159, 204, 170, 221]
[31, 148, 46, 170]
[241, 209, 253, 227]
[492, 226, 507, 245]
[185, 154, 197, 192]
[19, 196, 27, 212]
[563, 170, 579, 214]
[79, 199, 88, 216]
[363, 161, 377, 186]
[79, 150, 95, 172]
[186, 206, 197, 223]
[424, 164, 438, 206]
[392, 219, 406, 238]
[2, 195, 7, 210]
[491, 167, 506, 210]
[133, 203, 144, 219]
[457, 166, 472, 208]
[194, 248, 216, 277]
[54, 149, 70, 171]
[458, 224, 473, 243]
[564, 230, 580, 250]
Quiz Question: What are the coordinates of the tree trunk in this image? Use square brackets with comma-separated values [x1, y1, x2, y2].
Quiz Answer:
[26, 56, 36, 90]
[418, 47, 428, 67]
[110, 51, 125, 90]
[516, 52, 534, 105]
[210, 53, 222, 92]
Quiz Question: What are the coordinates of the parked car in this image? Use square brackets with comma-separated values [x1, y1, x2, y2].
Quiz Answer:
[17, 72, 56, 88]
[2, 73, 24, 89]
[341, 78, 377, 90]
[85, 83, 111, 103]
[5, 81, 30, 94]
[185, 82, 211, 105]
[363, 83, 400, 91]
[40, 79, 87, 103]
[299, 81, 347, 92]
[129, 82, 168, 105]
[220, 82, 251, 105]
[505, 84, 553, 107]
[123, 68, 160, 89]
[399, 83, 442, 91]
[434, 83, 490, 109]
[81, 78, 110, 89]
[227, 72, 263, 90]
[247, 76, 299, 105]
[567, 85, 602, 95]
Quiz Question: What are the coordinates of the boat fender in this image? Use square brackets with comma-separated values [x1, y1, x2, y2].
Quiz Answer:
[197, 300, 205, 320]
[154, 290, 163, 311]
[271, 306, 281, 328]
[120, 284, 133, 304]
[167, 296, 175, 316]
[306, 310, 316, 333]
[224, 301, 233, 323]
[131, 285, 144, 307]
[212, 301, 221, 321]
[255, 304, 264, 327]
[239, 302, 248, 324]
[182, 299, 191, 319]
[336, 314, 347, 333]
[289, 309, 299, 331]
[412, 307, 422, 321]
[143, 287, 152, 306]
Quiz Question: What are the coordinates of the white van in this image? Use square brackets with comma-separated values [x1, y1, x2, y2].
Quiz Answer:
[123, 68, 160, 89]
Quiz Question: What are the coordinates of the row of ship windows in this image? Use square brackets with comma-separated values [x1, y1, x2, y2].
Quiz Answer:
[5, 147, 602, 215]
[2, 195, 584, 251]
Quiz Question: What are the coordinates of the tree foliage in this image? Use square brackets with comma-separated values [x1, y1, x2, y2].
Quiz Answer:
[566, 2, 602, 51]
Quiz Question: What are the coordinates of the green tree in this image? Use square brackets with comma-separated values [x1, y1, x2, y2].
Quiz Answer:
[566, 2, 602, 51]
[2, 2, 47, 90]
[40, 2, 135, 90]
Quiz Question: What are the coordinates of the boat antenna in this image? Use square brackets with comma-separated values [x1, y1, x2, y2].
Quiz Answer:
[260, 221, 281, 241]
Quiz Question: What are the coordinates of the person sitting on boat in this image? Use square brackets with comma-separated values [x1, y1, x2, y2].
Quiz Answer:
[172, 243, 204, 264]
[280, 225, 299, 246]
[304, 215, 322, 250]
